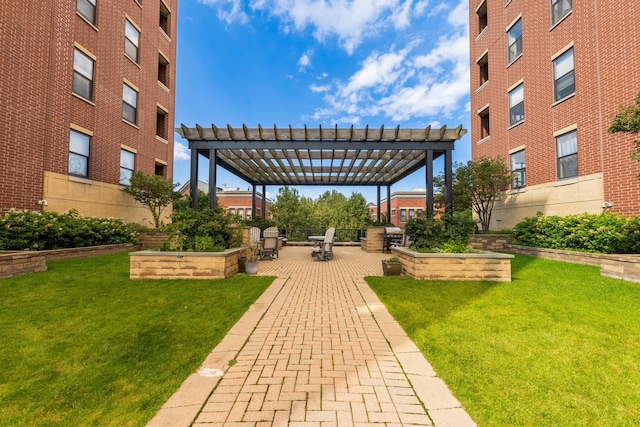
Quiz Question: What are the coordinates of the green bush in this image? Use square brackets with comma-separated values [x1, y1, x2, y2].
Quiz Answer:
[165, 206, 241, 251]
[404, 210, 477, 252]
[0, 209, 137, 250]
[513, 212, 640, 254]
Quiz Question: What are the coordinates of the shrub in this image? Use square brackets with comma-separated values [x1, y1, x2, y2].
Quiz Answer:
[404, 210, 477, 252]
[164, 206, 241, 251]
[0, 209, 137, 250]
[513, 212, 640, 254]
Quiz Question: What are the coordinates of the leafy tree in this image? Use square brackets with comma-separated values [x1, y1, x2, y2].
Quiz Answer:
[433, 161, 473, 213]
[269, 187, 314, 230]
[608, 92, 640, 164]
[122, 172, 180, 228]
[459, 156, 511, 234]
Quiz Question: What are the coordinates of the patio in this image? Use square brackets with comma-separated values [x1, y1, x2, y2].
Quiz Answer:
[147, 245, 476, 426]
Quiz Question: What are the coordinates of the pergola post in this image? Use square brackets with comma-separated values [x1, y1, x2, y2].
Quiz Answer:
[386, 184, 391, 223]
[261, 185, 266, 218]
[444, 149, 453, 216]
[426, 150, 434, 218]
[252, 185, 257, 219]
[376, 186, 381, 222]
[208, 149, 217, 209]
[190, 149, 199, 209]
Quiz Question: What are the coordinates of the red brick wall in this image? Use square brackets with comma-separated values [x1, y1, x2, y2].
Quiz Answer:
[469, 1, 640, 217]
[0, 0, 177, 214]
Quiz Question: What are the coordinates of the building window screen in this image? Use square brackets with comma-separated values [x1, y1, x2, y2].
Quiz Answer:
[73, 49, 94, 101]
[510, 150, 526, 188]
[507, 19, 522, 64]
[557, 130, 578, 179]
[125, 20, 140, 63]
[554, 48, 575, 102]
[509, 84, 524, 126]
[77, 0, 97, 25]
[69, 130, 90, 177]
[120, 149, 135, 186]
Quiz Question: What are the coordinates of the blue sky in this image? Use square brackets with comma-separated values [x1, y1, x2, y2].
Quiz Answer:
[173, 0, 471, 202]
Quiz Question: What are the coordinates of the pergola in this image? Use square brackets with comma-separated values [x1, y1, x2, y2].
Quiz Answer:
[176, 124, 467, 220]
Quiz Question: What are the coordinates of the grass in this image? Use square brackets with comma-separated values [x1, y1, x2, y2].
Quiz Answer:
[366, 255, 640, 426]
[0, 252, 274, 426]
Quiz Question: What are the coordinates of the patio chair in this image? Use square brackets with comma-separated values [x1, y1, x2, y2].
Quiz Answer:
[311, 227, 335, 261]
[249, 227, 261, 248]
[260, 227, 279, 260]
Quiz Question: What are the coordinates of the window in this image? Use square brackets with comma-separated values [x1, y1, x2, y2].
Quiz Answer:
[557, 130, 578, 179]
[160, 1, 170, 36]
[77, 0, 97, 25]
[554, 48, 575, 102]
[155, 163, 166, 177]
[69, 129, 90, 177]
[156, 107, 168, 139]
[479, 108, 490, 139]
[120, 149, 135, 185]
[478, 53, 488, 87]
[507, 19, 522, 64]
[510, 150, 526, 188]
[246, 208, 252, 220]
[238, 208, 244, 218]
[400, 209, 407, 223]
[477, 1, 487, 35]
[509, 84, 524, 126]
[73, 48, 94, 101]
[229, 208, 236, 215]
[124, 20, 140, 63]
[158, 53, 169, 86]
[409, 209, 415, 219]
[551, 0, 572, 25]
[122, 83, 138, 124]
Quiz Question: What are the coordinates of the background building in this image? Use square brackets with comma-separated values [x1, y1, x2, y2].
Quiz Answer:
[179, 182, 272, 219]
[0, 0, 177, 223]
[469, 0, 640, 230]
[368, 189, 427, 227]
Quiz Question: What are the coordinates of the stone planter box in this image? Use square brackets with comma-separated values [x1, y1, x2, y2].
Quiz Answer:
[391, 247, 514, 281]
[129, 248, 244, 279]
[381, 260, 402, 276]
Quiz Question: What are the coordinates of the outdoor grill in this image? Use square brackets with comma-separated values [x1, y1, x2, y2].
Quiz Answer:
[383, 227, 404, 253]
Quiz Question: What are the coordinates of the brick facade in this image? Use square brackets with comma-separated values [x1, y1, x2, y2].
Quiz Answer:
[0, 0, 177, 223]
[469, 1, 640, 229]
[368, 191, 427, 227]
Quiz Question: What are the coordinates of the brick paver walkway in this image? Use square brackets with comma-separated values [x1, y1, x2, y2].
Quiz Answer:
[148, 246, 475, 427]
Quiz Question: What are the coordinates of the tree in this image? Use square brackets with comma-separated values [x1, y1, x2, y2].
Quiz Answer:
[433, 161, 473, 213]
[269, 187, 314, 230]
[460, 156, 511, 234]
[608, 92, 640, 163]
[122, 172, 180, 228]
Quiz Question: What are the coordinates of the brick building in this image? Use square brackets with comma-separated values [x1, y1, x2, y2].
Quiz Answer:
[0, 0, 177, 223]
[368, 190, 427, 227]
[179, 182, 272, 219]
[470, 0, 640, 230]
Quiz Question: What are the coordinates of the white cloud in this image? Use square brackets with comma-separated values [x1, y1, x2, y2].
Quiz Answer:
[198, 0, 249, 24]
[310, 84, 331, 93]
[174, 141, 190, 161]
[298, 53, 312, 71]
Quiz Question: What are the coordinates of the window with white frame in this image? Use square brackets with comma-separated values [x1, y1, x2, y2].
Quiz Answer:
[409, 209, 415, 219]
[246, 208, 252, 219]
[400, 209, 407, 222]
[120, 149, 135, 185]
[73, 48, 94, 101]
[69, 129, 90, 178]
[122, 83, 138, 124]
[509, 84, 524, 126]
[238, 208, 244, 218]
[477, 1, 487, 35]
[478, 53, 488, 87]
[124, 20, 140, 63]
[554, 48, 575, 102]
[507, 19, 522, 64]
[229, 208, 236, 215]
[510, 150, 526, 188]
[556, 130, 578, 179]
[551, 0, 572, 26]
[77, 0, 97, 25]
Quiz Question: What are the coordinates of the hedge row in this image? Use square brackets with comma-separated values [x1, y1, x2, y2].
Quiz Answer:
[513, 212, 640, 254]
[0, 210, 137, 251]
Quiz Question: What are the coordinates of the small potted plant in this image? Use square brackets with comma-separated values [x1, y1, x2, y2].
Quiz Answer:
[244, 242, 260, 275]
[382, 257, 402, 276]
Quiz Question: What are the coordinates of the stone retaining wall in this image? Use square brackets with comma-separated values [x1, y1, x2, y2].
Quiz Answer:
[129, 249, 243, 279]
[0, 243, 138, 279]
[361, 226, 386, 253]
[391, 247, 514, 281]
[470, 234, 513, 251]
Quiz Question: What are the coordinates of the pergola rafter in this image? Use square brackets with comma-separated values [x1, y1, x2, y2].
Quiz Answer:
[176, 123, 467, 219]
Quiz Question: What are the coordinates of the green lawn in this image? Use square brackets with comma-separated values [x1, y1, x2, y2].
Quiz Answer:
[0, 252, 274, 427]
[366, 255, 640, 426]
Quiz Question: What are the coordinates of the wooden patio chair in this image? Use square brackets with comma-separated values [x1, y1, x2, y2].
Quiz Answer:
[311, 227, 336, 261]
[260, 226, 279, 260]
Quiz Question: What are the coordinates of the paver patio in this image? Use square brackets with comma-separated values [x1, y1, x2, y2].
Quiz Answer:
[147, 245, 476, 427]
